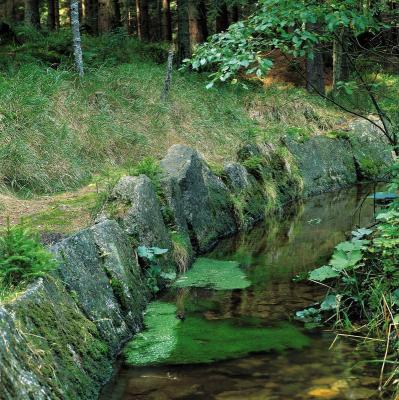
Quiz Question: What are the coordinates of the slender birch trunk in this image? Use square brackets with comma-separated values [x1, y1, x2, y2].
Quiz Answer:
[161, 48, 174, 102]
[71, 0, 84, 77]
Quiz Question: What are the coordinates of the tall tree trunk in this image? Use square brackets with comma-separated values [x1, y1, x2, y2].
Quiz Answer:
[24, 0, 40, 28]
[136, 0, 149, 40]
[332, 28, 350, 91]
[177, 0, 190, 65]
[306, 49, 325, 95]
[161, 0, 172, 41]
[71, 0, 84, 77]
[189, 0, 207, 45]
[48, 0, 56, 30]
[54, 0, 60, 28]
[231, 4, 240, 22]
[84, 0, 98, 34]
[215, 1, 229, 32]
[98, 0, 119, 32]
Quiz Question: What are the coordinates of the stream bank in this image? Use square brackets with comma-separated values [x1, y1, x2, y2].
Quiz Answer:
[100, 186, 383, 400]
[0, 119, 392, 400]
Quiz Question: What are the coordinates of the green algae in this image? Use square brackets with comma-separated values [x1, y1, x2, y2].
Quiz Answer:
[173, 257, 251, 290]
[124, 301, 179, 366]
[124, 301, 310, 366]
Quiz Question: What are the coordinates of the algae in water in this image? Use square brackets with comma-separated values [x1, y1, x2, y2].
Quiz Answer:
[124, 301, 310, 366]
[173, 257, 251, 290]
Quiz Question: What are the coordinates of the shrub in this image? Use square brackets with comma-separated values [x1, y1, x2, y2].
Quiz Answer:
[0, 223, 58, 288]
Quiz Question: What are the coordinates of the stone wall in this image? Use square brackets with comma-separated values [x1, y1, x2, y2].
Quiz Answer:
[0, 119, 392, 399]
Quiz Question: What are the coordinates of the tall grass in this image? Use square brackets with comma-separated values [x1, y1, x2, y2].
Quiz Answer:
[0, 28, 343, 196]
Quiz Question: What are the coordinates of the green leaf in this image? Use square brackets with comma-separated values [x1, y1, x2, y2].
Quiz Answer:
[330, 249, 362, 271]
[320, 294, 339, 311]
[309, 265, 339, 282]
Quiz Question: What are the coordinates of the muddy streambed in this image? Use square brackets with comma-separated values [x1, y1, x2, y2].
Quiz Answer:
[100, 185, 385, 400]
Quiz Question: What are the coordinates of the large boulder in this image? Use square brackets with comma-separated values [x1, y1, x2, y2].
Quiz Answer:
[223, 161, 267, 228]
[223, 162, 252, 192]
[348, 119, 393, 179]
[237, 142, 303, 207]
[284, 135, 357, 197]
[111, 175, 171, 249]
[0, 279, 111, 400]
[51, 229, 130, 354]
[91, 219, 149, 330]
[160, 145, 237, 253]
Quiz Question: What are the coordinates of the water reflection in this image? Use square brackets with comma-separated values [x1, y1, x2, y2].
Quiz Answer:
[100, 185, 387, 400]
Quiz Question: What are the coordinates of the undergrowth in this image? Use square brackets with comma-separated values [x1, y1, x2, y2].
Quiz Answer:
[297, 163, 399, 395]
[0, 222, 57, 299]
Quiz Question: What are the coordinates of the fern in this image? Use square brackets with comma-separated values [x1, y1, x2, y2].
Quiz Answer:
[0, 223, 58, 288]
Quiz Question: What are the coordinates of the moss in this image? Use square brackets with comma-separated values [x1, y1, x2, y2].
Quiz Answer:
[359, 158, 381, 180]
[8, 278, 111, 400]
[242, 156, 265, 180]
[124, 301, 310, 366]
[22, 192, 98, 234]
[173, 257, 251, 290]
[285, 127, 311, 143]
[326, 130, 349, 140]
[208, 162, 226, 179]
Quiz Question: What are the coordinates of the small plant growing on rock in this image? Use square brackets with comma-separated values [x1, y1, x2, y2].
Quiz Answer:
[137, 245, 175, 294]
[0, 223, 58, 289]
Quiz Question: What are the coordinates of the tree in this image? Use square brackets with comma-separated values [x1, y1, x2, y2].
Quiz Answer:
[186, 0, 398, 152]
[24, 0, 40, 28]
[136, 0, 150, 40]
[215, 1, 229, 32]
[98, 0, 120, 33]
[47, 0, 59, 30]
[71, 0, 84, 77]
[189, 0, 208, 44]
[83, 0, 98, 34]
[161, 0, 172, 41]
[177, 0, 190, 64]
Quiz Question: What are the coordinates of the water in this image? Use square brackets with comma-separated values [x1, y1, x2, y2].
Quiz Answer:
[100, 185, 387, 400]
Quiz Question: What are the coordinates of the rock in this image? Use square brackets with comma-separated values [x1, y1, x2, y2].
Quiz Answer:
[307, 387, 340, 398]
[0, 305, 51, 400]
[348, 119, 393, 180]
[0, 279, 112, 400]
[51, 228, 130, 354]
[284, 136, 357, 197]
[223, 162, 252, 192]
[111, 175, 171, 249]
[160, 145, 237, 253]
[91, 219, 149, 331]
[237, 143, 263, 161]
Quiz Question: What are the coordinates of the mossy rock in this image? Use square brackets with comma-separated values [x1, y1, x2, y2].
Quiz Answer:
[348, 119, 393, 180]
[0, 279, 111, 400]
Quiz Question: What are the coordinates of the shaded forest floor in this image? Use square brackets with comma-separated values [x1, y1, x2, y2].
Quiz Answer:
[0, 28, 397, 236]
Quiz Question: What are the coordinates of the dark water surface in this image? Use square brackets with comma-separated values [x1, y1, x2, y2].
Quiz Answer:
[100, 186, 386, 400]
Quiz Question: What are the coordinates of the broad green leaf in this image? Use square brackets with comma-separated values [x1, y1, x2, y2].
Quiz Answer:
[309, 265, 339, 282]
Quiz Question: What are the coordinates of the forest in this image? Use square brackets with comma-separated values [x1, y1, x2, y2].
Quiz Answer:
[0, 1, 399, 400]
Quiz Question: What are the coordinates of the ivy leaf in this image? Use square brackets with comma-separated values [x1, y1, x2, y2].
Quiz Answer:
[309, 265, 339, 282]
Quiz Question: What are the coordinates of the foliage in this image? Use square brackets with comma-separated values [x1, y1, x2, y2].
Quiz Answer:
[124, 301, 310, 366]
[129, 157, 162, 191]
[303, 184, 399, 328]
[185, 0, 381, 87]
[0, 223, 57, 289]
[173, 257, 251, 290]
[137, 246, 174, 294]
